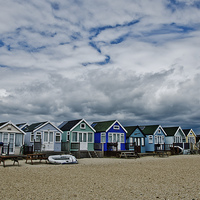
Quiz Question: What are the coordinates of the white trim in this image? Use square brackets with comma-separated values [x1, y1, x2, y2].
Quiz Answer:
[113, 125, 120, 130]
[174, 127, 186, 138]
[69, 119, 96, 132]
[149, 135, 153, 143]
[190, 129, 196, 137]
[107, 132, 125, 143]
[30, 132, 34, 143]
[80, 123, 86, 129]
[106, 120, 127, 133]
[0, 121, 26, 135]
[71, 131, 94, 143]
[43, 130, 54, 143]
[55, 132, 61, 142]
[33, 121, 63, 134]
[154, 125, 167, 136]
[35, 132, 42, 142]
[101, 132, 106, 143]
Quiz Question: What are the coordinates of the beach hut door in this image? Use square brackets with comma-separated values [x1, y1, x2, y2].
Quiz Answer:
[79, 133, 88, 150]
[43, 131, 54, 151]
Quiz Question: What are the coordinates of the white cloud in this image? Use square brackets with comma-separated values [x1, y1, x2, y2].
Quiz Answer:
[0, 0, 200, 132]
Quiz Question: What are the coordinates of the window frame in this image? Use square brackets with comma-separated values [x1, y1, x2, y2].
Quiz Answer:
[101, 133, 106, 143]
[80, 123, 86, 129]
[141, 138, 145, 146]
[35, 132, 41, 142]
[55, 132, 61, 142]
[113, 125, 120, 130]
[30, 132, 34, 142]
[149, 135, 153, 144]
[72, 132, 78, 142]
[88, 132, 93, 143]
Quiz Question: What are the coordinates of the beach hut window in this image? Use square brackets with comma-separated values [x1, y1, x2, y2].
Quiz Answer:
[154, 136, 158, 144]
[121, 134, 124, 143]
[138, 138, 140, 146]
[3, 133, 8, 143]
[149, 136, 153, 143]
[56, 133, 61, 142]
[80, 123, 86, 129]
[101, 133, 106, 143]
[44, 132, 48, 142]
[30, 133, 34, 142]
[113, 134, 116, 142]
[130, 137, 134, 146]
[0, 132, 2, 142]
[189, 137, 195, 144]
[67, 132, 70, 141]
[88, 133, 93, 142]
[161, 136, 164, 144]
[79, 133, 82, 142]
[113, 125, 120, 130]
[49, 132, 53, 142]
[117, 134, 120, 142]
[15, 134, 23, 146]
[141, 138, 145, 146]
[134, 138, 137, 145]
[83, 133, 87, 142]
[36, 132, 41, 142]
[72, 132, 77, 142]
[108, 133, 112, 143]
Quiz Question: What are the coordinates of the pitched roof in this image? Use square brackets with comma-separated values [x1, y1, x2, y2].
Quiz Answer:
[24, 121, 48, 132]
[182, 129, 190, 136]
[0, 122, 8, 127]
[59, 119, 82, 131]
[91, 120, 116, 132]
[16, 123, 27, 128]
[139, 125, 160, 135]
[163, 127, 179, 136]
[0, 121, 26, 135]
[124, 126, 144, 138]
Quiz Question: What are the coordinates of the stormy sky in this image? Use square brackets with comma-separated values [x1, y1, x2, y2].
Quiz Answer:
[0, 0, 200, 133]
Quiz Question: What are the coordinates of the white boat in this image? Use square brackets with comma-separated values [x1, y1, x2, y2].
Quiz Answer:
[48, 154, 78, 164]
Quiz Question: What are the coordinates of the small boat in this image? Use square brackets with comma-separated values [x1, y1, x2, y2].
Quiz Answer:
[48, 154, 78, 164]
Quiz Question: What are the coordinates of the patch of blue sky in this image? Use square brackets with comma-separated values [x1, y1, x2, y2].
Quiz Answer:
[143, 23, 195, 38]
[110, 33, 129, 45]
[0, 40, 4, 47]
[82, 55, 110, 66]
[194, 1, 200, 9]
[59, 42, 70, 45]
[17, 41, 46, 52]
[89, 19, 140, 40]
[167, 0, 200, 12]
[51, 2, 59, 10]
[0, 64, 9, 68]
[14, 27, 57, 38]
[70, 32, 82, 41]
[40, 31, 57, 37]
[7, 45, 12, 51]
[89, 42, 101, 53]
[97, 55, 110, 65]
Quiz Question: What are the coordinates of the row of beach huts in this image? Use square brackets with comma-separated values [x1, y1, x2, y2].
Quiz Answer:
[0, 119, 200, 157]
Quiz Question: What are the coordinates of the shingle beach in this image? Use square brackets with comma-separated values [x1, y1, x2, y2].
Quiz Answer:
[0, 155, 199, 200]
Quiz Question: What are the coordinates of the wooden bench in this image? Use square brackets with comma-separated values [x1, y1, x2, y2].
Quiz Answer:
[0, 155, 20, 167]
[119, 152, 139, 159]
[26, 153, 48, 164]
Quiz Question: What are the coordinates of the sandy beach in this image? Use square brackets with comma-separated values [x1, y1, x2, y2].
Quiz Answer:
[0, 155, 199, 200]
